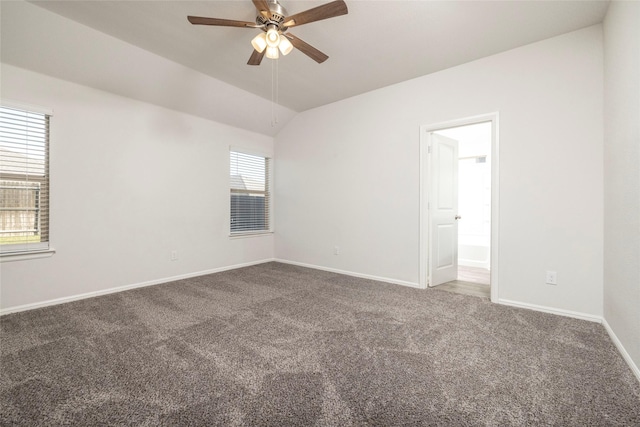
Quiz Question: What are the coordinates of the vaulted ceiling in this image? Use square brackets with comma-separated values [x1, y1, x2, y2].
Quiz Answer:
[24, 0, 608, 112]
[1, 1, 609, 135]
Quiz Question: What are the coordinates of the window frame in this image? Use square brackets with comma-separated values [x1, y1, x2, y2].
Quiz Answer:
[229, 147, 273, 237]
[0, 101, 55, 261]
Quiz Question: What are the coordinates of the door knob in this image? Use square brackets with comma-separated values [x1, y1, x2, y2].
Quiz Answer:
[455, 215, 462, 220]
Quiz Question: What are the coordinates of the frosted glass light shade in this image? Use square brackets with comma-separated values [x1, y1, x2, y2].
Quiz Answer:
[278, 36, 293, 55]
[265, 46, 280, 59]
[266, 28, 280, 48]
[251, 33, 267, 53]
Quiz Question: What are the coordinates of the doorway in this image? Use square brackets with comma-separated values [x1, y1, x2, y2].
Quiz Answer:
[419, 114, 499, 302]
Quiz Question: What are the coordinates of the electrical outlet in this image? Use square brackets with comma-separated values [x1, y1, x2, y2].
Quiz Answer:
[545, 270, 557, 285]
[171, 250, 178, 261]
[334, 246, 340, 255]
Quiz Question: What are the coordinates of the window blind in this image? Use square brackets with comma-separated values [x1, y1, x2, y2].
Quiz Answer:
[0, 106, 50, 254]
[230, 150, 270, 234]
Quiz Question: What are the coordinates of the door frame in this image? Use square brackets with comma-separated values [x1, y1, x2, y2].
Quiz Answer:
[419, 113, 500, 303]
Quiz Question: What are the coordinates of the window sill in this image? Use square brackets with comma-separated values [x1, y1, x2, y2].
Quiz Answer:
[0, 248, 56, 263]
[230, 231, 274, 239]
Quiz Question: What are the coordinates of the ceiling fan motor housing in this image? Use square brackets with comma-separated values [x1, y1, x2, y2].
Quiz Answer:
[256, 0, 287, 28]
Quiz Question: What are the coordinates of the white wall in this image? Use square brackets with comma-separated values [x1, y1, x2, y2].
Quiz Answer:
[603, 1, 640, 371]
[275, 26, 604, 317]
[0, 64, 274, 310]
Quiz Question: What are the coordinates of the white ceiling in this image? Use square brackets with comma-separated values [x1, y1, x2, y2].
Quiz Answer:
[26, 0, 609, 113]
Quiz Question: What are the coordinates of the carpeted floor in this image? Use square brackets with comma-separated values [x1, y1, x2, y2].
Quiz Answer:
[1, 262, 639, 426]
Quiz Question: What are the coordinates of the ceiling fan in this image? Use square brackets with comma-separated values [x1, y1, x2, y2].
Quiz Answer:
[188, 0, 348, 65]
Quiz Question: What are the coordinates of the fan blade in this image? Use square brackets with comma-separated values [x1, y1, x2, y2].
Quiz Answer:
[248, 49, 266, 66]
[252, 0, 271, 19]
[187, 16, 260, 28]
[282, 0, 348, 28]
[284, 33, 329, 63]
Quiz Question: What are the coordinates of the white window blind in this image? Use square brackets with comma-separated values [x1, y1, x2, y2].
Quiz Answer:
[230, 150, 271, 234]
[0, 106, 50, 254]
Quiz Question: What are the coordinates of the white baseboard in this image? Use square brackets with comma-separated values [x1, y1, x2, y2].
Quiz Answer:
[458, 259, 490, 270]
[498, 298, 603, 323]
[602, 318, 640, 383]
[0, 258, 276, 316]
[274, 258, 423, 289]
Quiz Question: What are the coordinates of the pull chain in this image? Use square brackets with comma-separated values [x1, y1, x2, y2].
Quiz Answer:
[271, 57, 279, 127]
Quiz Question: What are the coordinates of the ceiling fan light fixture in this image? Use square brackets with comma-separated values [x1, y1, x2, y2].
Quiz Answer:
[265, 46, 280, 59]
[278, 36, 293, 55]
[266, 27, 280, 48]
[251, 33, 267, 53]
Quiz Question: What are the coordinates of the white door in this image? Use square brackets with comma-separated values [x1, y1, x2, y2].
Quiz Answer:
[429, 133, 459, 287]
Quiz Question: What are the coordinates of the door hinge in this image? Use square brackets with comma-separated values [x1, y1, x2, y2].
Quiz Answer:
[428, 145, 431, 154]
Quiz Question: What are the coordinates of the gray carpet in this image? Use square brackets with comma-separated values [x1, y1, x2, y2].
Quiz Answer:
[1, 262, 639, 426]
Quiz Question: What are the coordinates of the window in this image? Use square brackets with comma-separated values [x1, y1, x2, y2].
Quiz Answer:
[230, 150, 271, 235]
[0, 105, 51, 255]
